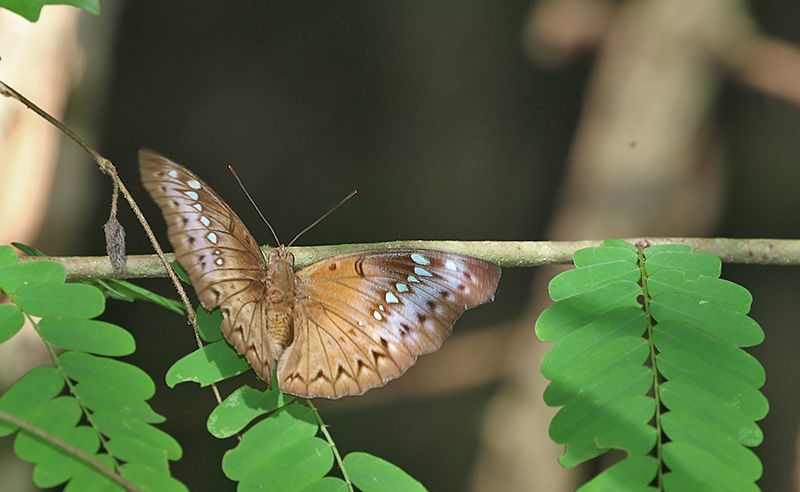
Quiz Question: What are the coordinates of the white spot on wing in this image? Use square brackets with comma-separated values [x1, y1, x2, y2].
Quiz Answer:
[185, 191, 199, 200]
[187, 179, 202, 189]
[414, 267, 433, 277]
[200, 216, 211, 227]
[373, 311, 383, 321]
[379, 305, 385, 311]
[385, 292, 399, 303]
[408, 276, 419, 283]
[193, 203, 203, 211]
[396, 283, 409, 292]
[215, 258, 223, 265]
[168, 170, 179, 178]
[207, 232, 218, 244]
[411, 253, 430, 265]
[445, 260, 457, 271]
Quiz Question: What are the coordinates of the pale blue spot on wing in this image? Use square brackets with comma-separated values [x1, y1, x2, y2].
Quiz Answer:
[408, 276, 420, 283]
[385, 292, 399, 303]
[445, 259, 457, 271]
[187, 179, 202, 189]
[396, 283, 409, 292]
[207, 232, 218, 244]
[168, 170, 179, 178]
[200, 216, 211, 227]
[193, 203, 203, 211]
[411, 253, 430, 265]
[185, 191, 199, 200]
[414, 267, 433, 277]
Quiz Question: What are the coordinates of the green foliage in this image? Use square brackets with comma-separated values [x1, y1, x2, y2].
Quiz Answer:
[0, 0, 99, 22]
[536, 240, 767, 491]
[0, 245, 185, 492]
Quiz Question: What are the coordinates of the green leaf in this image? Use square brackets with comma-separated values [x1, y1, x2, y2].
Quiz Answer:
[166, 339, 250, 388]
[59, 351, 155, 400]
[10, 242, 46, 257]
[659, 381, 763, 446]
[344, 452, 428, 492]
[0, 260, 66, 293]
[575, 455, 658, 492]
[572, 244, 638, 268]
[543, 336, 649, 406]
[536, 281, 642, 342]
[120, 462, 189, 492]
[653, 320, 765, 388]
[657, 350, 768, 421]
[208, 385, 294, 438]
[72, 382, 165, 424]
[540, 307, 646, 381]
[649, 292, 763, 347]
[39, 316, 135, 356]
[0, 245, 19, 267]
[62, 453, 122, 492]
[172, 260, 191, 284]
[14, 396, 83, 463]
[0, 366, 64, 437]
[197, 306, 223, 342]
[601, 239, 638, 252]
[222, 405, 317, 481]
[14, 283, 105, 318]
[647, 270, 752, 314]
[0, 304, 25, 344]
[556, 394, 655, 467]
[662, 441, 759, 492]
[548, 261, 640, 301]
[238, 437, 333, 492]
[644, 250, 721, 280]
[31, 425, 100, 488]
[105, 438, 169, 473]
[298, 477, 349, 492]
[0, 0, 100, 22]
[94, 279, 185, 314]
[91, 411, 182, 461]
[661, 412, 762, 481]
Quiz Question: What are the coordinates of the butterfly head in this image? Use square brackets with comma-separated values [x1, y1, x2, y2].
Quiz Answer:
[267, 245, 294, 266]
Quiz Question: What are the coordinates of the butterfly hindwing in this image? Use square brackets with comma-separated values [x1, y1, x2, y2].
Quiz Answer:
[139, 149, 276, 383]
[277, 250, 501, 398]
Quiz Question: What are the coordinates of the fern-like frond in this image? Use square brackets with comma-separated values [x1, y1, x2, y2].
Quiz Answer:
[0, 245, 186, 492]
[536, 240, 767, 491]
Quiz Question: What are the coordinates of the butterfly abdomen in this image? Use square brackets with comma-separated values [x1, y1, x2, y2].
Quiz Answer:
[266, 248, 297, 354]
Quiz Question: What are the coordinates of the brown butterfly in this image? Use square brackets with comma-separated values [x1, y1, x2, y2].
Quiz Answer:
[139, 149, 501, 399]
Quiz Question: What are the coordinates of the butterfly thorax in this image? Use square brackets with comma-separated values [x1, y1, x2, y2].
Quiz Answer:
[265, 247, 296, 355]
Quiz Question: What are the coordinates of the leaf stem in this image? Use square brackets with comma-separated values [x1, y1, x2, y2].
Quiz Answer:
[637, 244, 663, 490]
[306, 399, 354, 492]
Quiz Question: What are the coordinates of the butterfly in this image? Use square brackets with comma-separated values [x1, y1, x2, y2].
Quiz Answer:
[139, 149, 501, 399]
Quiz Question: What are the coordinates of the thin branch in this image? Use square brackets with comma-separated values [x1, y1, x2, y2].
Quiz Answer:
[0, 409, 145, 492]
[1, 78, 225, 407]
[14, 238, 800, 281]
[306, 399, 354, 492]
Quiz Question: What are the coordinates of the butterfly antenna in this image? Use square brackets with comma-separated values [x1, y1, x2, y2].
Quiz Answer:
[287, 190, 357, 247]
[228, 165, 282, 246]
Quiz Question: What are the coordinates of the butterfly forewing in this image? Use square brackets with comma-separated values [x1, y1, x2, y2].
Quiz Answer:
[138, 149, 277, 383]
[277, 250, 501, 398]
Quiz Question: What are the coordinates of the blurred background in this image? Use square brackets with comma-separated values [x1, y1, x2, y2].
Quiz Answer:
[1, 1, 800, 491]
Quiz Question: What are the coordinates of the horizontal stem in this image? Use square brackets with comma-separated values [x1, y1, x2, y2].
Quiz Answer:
[14, 238, 800, 281]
